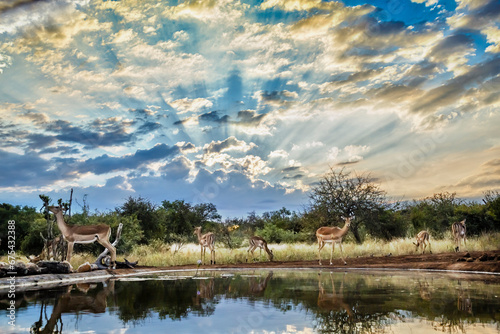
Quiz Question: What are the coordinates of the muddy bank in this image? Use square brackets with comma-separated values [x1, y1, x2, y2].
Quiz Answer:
[128, 249, 500, 273]
[1, 250, 499, 293]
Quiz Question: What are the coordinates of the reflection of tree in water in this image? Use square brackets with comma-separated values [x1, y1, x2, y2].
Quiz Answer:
[112, 277, 225, 323]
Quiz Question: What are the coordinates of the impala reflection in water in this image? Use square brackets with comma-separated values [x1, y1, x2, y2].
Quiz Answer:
[1, 270, 499, 334]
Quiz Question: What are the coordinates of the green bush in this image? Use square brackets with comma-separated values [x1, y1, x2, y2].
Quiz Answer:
[88, 213, 143, 254]
[255, 223, 309, 243]
[20, 218, 47, 256]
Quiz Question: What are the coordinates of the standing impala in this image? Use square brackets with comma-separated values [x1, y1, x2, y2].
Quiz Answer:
[452, 219, 466, 252]
[48, 206, 116, 269]
[194, 226, 216, 265]
[316, 216, 352, 265]
[413, 230, 432, 254]
[246, 236, 274, 262]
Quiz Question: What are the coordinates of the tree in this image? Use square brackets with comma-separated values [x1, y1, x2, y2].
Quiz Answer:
[406, 192, 462, 238]
[308, 167, 387, 243]
[483, 190, 500, 224]
[160, 200, 195, 241]
[159, 200, 222, 243]
[117, 196, 157, 244]
[0, 203, 41, 255]
[193, 203, 221, 224]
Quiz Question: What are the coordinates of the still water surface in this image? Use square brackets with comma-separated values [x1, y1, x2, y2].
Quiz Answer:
[1, 269, 499, 333]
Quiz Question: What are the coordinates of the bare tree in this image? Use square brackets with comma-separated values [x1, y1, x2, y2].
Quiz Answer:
[308, 167, 387, 243]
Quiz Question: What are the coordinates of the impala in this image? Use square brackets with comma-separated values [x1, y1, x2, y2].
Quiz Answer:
[413, 230, 432, 254]
[194, 226, 216, 265]
[249, 271, 274, 295]
[247, 236, 274, 262]
[317, 272, 352, 317]
[48, 206, 116, 269]
[33, 280, 114, 333]
[316, 216, 352, 265]
[452, 219, 466, 252]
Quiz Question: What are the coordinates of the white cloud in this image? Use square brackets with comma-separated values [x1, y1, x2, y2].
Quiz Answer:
[203, 136, 256, 154]
[233, 155, 272, 180]
[169, 97, 213, 114]
[163, 0, 248, 25]
[410, 0, 439, 7]
[110, 29, 138, 44]
[327, 147, 340, 161]
[455, 0, 491, 10]
[269, 150, 289, 159]
[483, 26, 500, 53]
[326, 145, 370, 163]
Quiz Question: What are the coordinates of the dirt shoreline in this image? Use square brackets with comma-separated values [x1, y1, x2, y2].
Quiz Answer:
[2, 250, 499, 293]
[130, 249, 500, 273]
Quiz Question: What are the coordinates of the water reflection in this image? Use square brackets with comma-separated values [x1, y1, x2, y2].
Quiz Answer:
[317, 272, 352, 317]
[30, 281, 114, 333]
[1, 270, 498, 333]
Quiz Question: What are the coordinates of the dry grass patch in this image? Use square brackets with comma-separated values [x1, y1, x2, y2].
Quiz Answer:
[2, 232, 498, 268]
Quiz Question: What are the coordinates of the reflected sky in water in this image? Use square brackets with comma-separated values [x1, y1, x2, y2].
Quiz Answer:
[1, 270, 499, 334]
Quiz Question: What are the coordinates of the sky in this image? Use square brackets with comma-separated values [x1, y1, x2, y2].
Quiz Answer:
[0, 0, 499, 218]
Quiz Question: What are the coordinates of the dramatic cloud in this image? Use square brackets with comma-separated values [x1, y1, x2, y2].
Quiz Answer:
[203, 137, 256, 154]
[79, 144, 180, 175]
[1, 0, 499, 216]
[0, 149, 74, 187]
[46, 119, 135, 148]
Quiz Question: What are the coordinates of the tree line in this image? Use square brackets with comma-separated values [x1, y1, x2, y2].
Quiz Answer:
[1, 168, 499, 256]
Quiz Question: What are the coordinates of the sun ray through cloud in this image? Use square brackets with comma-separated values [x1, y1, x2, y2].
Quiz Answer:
[1, 0, 499, 216]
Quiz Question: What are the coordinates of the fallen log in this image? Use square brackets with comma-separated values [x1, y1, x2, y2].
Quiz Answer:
[0, 262, 48, 277]
[93, 223, 123, 270]
[90, 222, 137, 270]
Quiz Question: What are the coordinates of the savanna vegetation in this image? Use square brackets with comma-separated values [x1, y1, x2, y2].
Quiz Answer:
[1, 168, 499, 267]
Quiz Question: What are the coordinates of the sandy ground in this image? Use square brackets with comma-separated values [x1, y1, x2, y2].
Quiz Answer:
[116, 249, 500, 275]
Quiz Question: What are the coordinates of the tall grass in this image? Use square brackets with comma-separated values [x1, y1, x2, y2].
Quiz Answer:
[4, 232, 499, 269]
[124, 231, 500, 267]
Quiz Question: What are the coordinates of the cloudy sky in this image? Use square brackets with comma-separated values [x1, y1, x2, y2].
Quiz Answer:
[1, 0, 499, 218]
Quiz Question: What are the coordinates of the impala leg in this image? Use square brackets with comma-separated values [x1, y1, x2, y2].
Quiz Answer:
[66, 241, 74, 264]
[339, 242, 346, 265]
[318, 240, 325, 265]
[99, 239, 116, 269]
[330, 242, 335, 265]
[212, 248, 215, 265]
[246, 245, 253, 262]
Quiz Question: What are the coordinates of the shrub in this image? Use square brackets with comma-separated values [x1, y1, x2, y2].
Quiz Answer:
[255, 223, 309, 243]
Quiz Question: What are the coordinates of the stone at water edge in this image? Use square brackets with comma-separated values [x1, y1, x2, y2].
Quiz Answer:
[77, 262, 92, 272]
